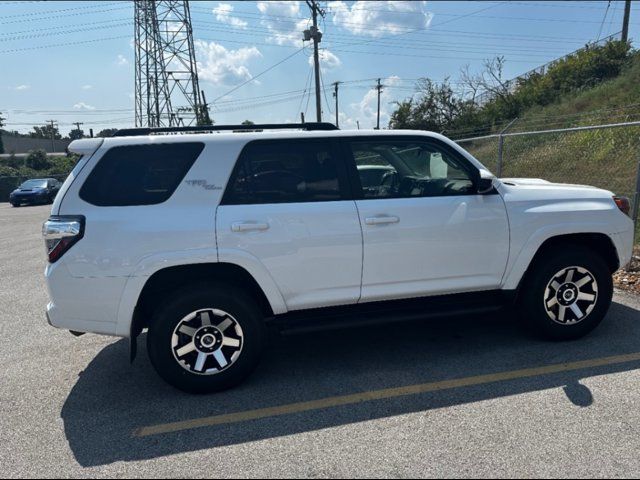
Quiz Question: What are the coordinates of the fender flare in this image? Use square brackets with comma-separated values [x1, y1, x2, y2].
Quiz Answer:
[115, 247, 287, 337]
[502, 222, 617, 290]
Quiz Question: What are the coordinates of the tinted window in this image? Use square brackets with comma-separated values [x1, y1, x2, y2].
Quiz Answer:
[80, 142, 204, 206]
[223, 140, 347, 204]
[349, 140, 476, 199]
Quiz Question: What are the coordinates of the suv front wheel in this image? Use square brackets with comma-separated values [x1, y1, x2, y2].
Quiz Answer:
[147, 282, 266, 393]
[520, 245, 613, 340]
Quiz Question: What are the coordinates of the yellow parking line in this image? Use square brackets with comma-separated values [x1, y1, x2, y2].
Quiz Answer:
[133, 352, 640, 438]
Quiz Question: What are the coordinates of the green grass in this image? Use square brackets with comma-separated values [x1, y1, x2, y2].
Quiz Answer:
[458, 57, 640, 241]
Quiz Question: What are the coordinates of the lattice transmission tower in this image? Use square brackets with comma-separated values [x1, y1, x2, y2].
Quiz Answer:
[134, 0, 210, 127]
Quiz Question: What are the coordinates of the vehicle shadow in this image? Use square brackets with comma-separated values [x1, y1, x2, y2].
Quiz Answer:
[62, 300, 640, 467]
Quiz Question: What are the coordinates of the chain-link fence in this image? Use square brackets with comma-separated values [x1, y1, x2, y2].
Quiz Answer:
[456, 120, 640, 246]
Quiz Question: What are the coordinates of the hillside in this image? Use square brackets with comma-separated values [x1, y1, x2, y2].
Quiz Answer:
[459, 52, 640, 202]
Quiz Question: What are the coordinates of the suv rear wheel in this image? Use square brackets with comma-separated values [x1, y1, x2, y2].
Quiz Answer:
[147, 282, 266, 393]
[520, 245, 613, 340]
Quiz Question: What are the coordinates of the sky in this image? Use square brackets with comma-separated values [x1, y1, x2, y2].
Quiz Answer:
[1, 0, 638, 135]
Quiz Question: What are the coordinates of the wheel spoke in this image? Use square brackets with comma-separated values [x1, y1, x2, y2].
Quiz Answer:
[178, 325, 197, 337]
[200, 311, 212, 326]
[558, 306, 567, 322]
[546, 296, 558, 309]
[550, 280, 561, 292]
[570, 303, 584, 319]
[176, 341, 197, 358]
[194, 352, 208, 372]
[575, 276, 593, 288]
[217, 317, 233, 332]
[577, 292, 596, 302]
[222, 337, 240, 348]
[564, 269, 574, 283]
[213, 349, 228, 368]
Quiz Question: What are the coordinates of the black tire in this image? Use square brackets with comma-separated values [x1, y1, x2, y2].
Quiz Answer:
[11, 203, 19, 207]
[147, 282, 267, 394]
[519, 244, 613, 340]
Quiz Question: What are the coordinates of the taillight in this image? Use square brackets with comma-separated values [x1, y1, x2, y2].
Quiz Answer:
[613, 196, 631, 216]
[42, 216, 85, 263]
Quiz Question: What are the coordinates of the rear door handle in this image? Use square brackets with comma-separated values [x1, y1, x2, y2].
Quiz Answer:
[231, 222, 270, 232]
[364, 216, 400, 226]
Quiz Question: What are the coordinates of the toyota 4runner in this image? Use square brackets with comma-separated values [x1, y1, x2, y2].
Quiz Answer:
[43, 123, 635, 393]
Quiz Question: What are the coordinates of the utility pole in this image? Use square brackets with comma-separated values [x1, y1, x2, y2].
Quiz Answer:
[332, 81, 341, 127]
[200, 90, 212, 125]
[305, 1, 324, 122]
[73, 122, 84, 138]
[300, 112, 305, 124]
[622, 0, 632, 43]
[46, 120, 57, 153]
[375, 78, 383, 130]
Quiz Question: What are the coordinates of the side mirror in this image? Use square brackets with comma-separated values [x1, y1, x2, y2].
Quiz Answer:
[477, 177, 495, 195]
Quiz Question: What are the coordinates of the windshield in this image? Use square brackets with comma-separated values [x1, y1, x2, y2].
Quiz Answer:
[19, 179, 47, 189]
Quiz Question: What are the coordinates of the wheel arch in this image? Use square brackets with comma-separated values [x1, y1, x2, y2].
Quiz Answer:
[510, 232, 619, 296]
[131, 262, 278, 340]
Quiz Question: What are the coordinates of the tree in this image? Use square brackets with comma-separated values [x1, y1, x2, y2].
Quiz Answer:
[25, 149, 50, 170]
[241, 120, 255, 125]
[68, 129, 84, 141]
[388, 78, 476, 132]
[29, 124, 61, 140]
[95, 128, 118, 138]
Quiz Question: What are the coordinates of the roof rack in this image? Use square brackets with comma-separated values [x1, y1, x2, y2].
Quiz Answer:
[111, 122, 339, 137]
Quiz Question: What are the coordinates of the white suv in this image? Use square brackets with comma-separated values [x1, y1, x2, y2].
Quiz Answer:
[43, 123, 634, 393]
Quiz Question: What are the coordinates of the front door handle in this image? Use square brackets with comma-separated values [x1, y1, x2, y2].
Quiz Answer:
[364, 216, 400, 226]
[231, 222, 270, 232]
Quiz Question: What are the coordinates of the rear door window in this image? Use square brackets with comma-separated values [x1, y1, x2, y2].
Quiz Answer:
[222, 139, 349, 205]
[80, 142, 204, 206]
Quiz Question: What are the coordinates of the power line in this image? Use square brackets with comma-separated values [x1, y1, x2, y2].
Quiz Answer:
[0, 5, 132, 25]
[295, 66, 314, 119]
[0, 35, 130, 53]
[596, 1, 612, 42]
[213, 47, 304, 103]
[0, 17, 131, 36]
[0, 22, 131, 42]
[0, 2, 123, 19]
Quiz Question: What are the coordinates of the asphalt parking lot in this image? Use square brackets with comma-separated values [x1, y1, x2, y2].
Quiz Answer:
[3, 202, 640, 477]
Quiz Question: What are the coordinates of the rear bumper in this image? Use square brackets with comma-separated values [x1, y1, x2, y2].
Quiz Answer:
[46, 301, 120, 336]
[44, 261, 126, 337]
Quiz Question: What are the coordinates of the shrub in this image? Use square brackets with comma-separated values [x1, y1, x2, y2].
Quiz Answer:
[25, 149, 50, 170]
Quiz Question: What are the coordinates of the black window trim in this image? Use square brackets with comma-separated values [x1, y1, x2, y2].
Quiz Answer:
[79, 141, 205, 207]
[220, 138, 354, 206]
[338, 135, 482, 201]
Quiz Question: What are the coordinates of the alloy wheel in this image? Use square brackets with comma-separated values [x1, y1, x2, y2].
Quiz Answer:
[543, 266, 598, 325]
[171, 309, 244, 375]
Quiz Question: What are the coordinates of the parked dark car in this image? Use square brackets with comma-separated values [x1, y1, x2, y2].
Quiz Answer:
[9, 178, 61, 207]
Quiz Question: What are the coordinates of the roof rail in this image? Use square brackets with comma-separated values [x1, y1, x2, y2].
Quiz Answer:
[111, 122, 339, 137]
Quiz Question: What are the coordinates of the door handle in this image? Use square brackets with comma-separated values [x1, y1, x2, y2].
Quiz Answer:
[231, 222, 270, 232]
[365, 216, 400, 226]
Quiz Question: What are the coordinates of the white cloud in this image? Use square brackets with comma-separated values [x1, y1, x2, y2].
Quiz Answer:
[331, 1, 433, 37]
[308, 49, 341, 71]
[213, 3, 248, 28]
[116, 54, 129, 66]
[348, 76, 401, 129]
[256, 1, 307, 46]
[73, 102, 95, 110]
[81, 85, 93, 90]
[195, 40, 262, 85]
[14, 85, 30, 91]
